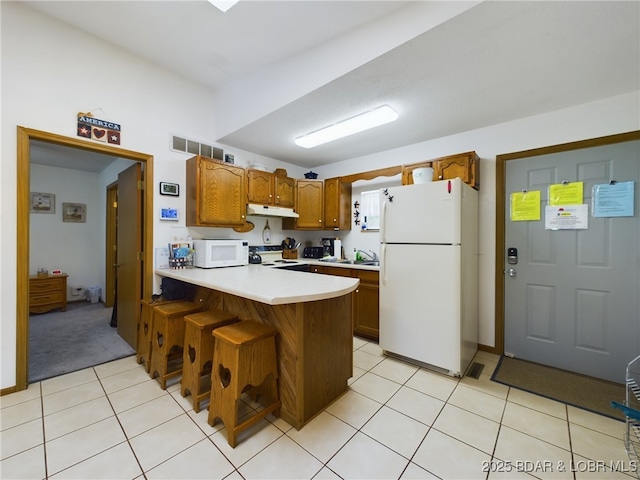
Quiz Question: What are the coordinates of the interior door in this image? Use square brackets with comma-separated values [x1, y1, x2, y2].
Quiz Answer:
[116, 163, 142, 349]
[504, 140, 640, 383]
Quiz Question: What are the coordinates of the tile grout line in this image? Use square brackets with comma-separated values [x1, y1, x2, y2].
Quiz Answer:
[94, 365, 149, 480]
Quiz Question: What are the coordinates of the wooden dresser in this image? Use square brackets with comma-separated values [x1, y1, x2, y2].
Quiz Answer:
[29, 274, 68, 314]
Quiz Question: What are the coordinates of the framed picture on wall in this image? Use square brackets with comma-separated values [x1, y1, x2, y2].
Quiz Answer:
[62, 203, 86, 223]
[30, 192, 55, 214]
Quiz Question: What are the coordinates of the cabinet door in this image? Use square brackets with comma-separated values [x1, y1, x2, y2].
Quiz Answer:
[310, 264, 327, 274]
[274, 176, 295, 207]
[433, 152, 479, 188]
[403, 152, 479, 189]
[323, 178, 352, 231]
[353, 271, 380, 340]
[247, 169, 274, 205]
[294, 180, 324, 229]
[192, 157, 246, 226]
[402, 162, 434, 185]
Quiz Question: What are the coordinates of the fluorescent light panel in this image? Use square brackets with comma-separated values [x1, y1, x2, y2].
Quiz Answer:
[208, 0, 238, 13]
[295, 105, 398, 149]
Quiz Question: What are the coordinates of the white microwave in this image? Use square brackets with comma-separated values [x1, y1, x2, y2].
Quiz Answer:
[193, 239, 249, 268]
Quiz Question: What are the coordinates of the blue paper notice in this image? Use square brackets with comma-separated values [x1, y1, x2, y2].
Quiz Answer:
[592, 181, 634, 217]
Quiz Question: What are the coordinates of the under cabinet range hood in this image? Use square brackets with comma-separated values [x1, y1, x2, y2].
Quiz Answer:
[246, 203, 299, 218]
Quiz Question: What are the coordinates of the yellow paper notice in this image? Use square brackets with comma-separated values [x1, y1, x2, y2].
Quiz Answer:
[510, 190, 540, 221]
[549, 182, 583, 206]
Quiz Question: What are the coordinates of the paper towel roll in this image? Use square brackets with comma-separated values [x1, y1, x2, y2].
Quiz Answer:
[334, 240, 342, 259]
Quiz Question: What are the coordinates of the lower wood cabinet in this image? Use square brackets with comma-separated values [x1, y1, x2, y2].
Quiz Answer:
[352, 270, 380, 341]
[29, 274, 68, 314]
[312, 266, 380, 341]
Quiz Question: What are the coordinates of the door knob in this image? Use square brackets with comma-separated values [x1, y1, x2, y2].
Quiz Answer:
[508, 268, 516, 277]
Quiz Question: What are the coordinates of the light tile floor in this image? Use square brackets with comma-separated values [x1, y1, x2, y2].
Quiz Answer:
[1, 338, 636, 480]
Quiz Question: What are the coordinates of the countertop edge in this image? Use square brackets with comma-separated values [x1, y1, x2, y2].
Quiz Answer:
[155, 267, 359, 305]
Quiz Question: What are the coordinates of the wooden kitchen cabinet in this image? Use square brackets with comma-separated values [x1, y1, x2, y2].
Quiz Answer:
[312, 266, 380, 341]
[283, 180, 323, 230]
[352, 270, 379, 341]
[323, 177, 352, 231]
[402, 151, 479, 189]
[247, 169, 295, 207]
[186, 156, 247, 227]
[29, 274, 68, 314]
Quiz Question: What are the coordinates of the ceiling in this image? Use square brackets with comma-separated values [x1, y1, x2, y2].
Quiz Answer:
[25, 1, 640, 171]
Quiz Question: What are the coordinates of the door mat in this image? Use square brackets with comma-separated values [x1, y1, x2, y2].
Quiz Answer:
[491, 356, 625, 421]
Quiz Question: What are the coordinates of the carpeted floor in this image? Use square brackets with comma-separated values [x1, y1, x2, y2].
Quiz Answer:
[492, 356, 626, 421]
[29, 301, 136, 383]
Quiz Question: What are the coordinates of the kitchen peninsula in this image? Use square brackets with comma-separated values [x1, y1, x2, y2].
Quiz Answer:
[155, 265, 359, 429]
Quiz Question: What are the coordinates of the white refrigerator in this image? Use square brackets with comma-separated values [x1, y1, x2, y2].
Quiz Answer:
[379, 178, 478, 376]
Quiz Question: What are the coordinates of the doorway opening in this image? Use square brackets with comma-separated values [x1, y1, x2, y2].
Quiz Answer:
[16, 126, 155, 391]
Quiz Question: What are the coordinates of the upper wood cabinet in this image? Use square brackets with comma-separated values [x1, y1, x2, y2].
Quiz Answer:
[247, 169, 295, 207]
[323, 177, 352, 231]
[186, 156, 247, 227]
[402, 151, 479, 189]
[283, 180, 323, 230]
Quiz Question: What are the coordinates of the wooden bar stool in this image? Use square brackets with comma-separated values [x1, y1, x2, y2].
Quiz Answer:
[137, 298, 179, 373]
[207, 320, 281, 447]
[181, 310, 239, 412]
[149, 300, 202, 389]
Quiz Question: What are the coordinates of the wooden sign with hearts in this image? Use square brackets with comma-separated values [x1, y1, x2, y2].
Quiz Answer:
[77, 112, 121, 145]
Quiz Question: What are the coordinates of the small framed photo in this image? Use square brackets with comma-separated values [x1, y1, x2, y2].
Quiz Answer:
[62, 203, 86, 223]
[160, 182, 179, 196]
[30, 192, 55, 214]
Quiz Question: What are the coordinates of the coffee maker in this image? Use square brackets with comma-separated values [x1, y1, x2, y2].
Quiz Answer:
[321, 237, 335, 257]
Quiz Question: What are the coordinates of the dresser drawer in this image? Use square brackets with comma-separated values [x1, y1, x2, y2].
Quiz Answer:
[30, 278, 64, 293]
[30, 292, 65, 306]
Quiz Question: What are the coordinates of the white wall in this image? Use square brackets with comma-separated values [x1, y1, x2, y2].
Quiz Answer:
[315, 92, 640, 348]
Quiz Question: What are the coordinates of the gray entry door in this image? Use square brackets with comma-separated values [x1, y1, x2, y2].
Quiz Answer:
[504, 140, 640, 383]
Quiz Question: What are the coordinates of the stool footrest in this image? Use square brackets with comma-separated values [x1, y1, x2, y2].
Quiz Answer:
[229, 400, 281, 448]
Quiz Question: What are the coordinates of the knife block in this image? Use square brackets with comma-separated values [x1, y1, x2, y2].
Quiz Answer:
[282, 249, 298, 259]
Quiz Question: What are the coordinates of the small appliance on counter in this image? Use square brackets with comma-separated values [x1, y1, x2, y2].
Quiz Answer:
[193, 239, 248, 268]
[321, 237, 342, 258]
[302, 246, 324, 259]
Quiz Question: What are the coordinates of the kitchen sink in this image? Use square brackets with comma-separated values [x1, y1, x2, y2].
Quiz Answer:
[319, 258, 379, 266]
[337, 260, 379, 266]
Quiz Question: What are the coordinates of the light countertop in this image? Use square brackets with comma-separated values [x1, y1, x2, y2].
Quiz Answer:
[304, 259, 379, 271]
[155, 264, 359, 305]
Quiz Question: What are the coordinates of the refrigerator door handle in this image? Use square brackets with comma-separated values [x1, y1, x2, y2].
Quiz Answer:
[381, 198, 387, 244]
[381, 243, 386, 286]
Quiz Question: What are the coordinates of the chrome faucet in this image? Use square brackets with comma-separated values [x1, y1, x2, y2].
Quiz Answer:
[356, 250, 378, 262]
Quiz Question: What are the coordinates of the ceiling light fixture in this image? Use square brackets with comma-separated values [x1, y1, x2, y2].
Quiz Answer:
[208, 0, 239, 13]
[294, 105, 398, 149]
